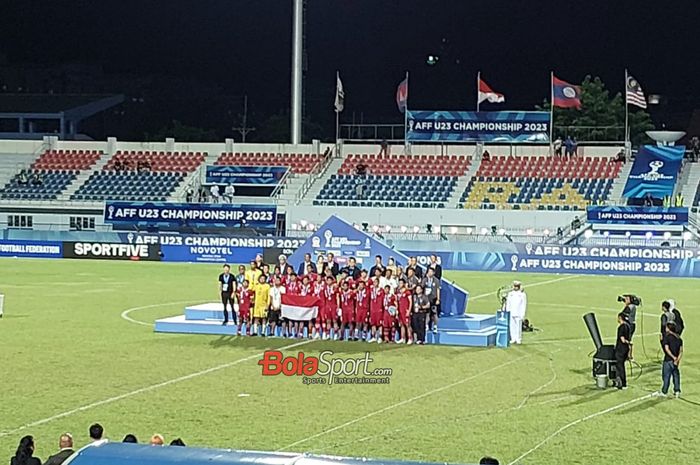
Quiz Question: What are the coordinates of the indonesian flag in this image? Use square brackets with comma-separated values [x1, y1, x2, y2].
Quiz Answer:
[281, 294, 321, 321]
[478, 78, 505, 104]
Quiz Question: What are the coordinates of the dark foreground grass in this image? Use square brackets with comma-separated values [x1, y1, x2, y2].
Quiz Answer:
[0, 258, 697, 465]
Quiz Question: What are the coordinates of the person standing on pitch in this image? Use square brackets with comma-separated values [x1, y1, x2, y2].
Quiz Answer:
[654, 321, 683, 398]
[505, 281, 527, 344]
[614, 312, 631, 390]
[218, 264, 237, 326]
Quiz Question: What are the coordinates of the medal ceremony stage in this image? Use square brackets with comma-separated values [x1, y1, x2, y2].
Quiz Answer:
[154, 302, 498, 347]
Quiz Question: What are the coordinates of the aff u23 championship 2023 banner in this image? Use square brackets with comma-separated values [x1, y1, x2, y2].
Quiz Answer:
[623, 145, 684, 199]
[406, 111, 551, 142]
[205, 165, 288, 185]
[103, 201, 277, 229]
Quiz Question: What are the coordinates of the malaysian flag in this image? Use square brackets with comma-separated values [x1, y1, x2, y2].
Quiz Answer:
[626, 74, 647, 109]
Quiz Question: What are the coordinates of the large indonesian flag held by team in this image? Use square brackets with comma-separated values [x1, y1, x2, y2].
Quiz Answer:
[478, 78, 505, 104]
[281, 294, 321, 321]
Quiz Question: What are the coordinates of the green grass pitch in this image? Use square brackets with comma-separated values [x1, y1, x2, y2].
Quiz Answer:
[0, 258, 697, 465]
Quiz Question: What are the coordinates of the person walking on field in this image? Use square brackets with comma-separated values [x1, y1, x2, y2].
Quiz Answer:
[505, 281, 527, 344]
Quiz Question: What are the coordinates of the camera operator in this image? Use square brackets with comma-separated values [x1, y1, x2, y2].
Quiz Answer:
[614, 312, 631, 390]
[660, 301, 676, 345]
[620, 295, 638, 338]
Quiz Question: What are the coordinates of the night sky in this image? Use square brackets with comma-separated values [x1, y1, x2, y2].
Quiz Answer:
[2, 0, 699, 139]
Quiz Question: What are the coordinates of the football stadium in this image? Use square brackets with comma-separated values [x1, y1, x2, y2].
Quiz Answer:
[1, 3, 699, 465]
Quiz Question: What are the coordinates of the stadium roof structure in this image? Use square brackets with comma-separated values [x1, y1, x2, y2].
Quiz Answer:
[0, 93, 124, 140]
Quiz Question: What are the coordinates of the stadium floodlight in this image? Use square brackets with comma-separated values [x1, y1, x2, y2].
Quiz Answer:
[372, 224, 380, 233]
[450, 226, 458, 234]
[569, 230, 576, 236]
[300, 219, 308, 228]
[307, 223, 315, 231]
[291, 223, 298, 230]
[603, 231, 610, 237]
[413, 225, 420, 233]
[645, 232, 653, 239]
[480, 227, 488, 235]
[683, 231, 692, 240]
[526, 228, 533, 235]
[584, 229, 594, 238]
[400, 225, 408, 233]
[625, 231, 631, 238]
[385, 225, 392, 233]
[466, 227, 473, 234]
[353, 223, 361, 230]
[498, 228, 506, 236]
[663, 231, 672, 240]
[543, 229, 550, 236]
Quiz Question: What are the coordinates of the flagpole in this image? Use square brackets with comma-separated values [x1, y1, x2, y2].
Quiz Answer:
[549, 71, 554, 154]
[404, 71, 409, 150]
[335, 70, 340, 144]
[624, 69, 629, 148]
[476, 71, 481, 112]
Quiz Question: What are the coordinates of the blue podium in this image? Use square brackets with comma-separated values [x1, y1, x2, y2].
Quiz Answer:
[495, 310, 510, 348]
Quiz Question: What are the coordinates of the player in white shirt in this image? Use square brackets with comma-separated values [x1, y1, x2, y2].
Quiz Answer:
[268, 278, 286, 337]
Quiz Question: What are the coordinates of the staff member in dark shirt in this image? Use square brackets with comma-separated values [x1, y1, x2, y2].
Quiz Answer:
[218, 264, 237, 325]
[614, 312, 631, 390]
[421, 267, 441, 333]
[412, 285, 431, 345]
[369, 255, 385, 278]
[407, 256, 423, 279]
[342, 257, 361, 280]
[428, 254, 442, 280]
[655, 322, 683, 398]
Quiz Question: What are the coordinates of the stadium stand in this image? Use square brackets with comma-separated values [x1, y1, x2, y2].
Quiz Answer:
[0, 149, 102, 200]
[460, 155, 622, 210]
[215, 152, 324, 174]
[314, 153, 470, 207]
[71, 150, 204, 201]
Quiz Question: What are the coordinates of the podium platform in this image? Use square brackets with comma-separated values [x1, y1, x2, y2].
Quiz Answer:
[155, 303, 498, 347]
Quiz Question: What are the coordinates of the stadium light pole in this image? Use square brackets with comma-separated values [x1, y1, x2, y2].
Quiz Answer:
[291, 0, 304, 144]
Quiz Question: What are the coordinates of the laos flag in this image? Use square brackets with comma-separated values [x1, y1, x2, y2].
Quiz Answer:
[552, 75, 581, 109]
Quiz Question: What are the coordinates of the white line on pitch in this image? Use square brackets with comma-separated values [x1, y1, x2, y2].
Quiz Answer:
[120, 300, 200, 326]
[0, 339, 312, 439]
[507, 393, 653, 465]
[275, 354, 530, 453]
[469, 275, 579, 301]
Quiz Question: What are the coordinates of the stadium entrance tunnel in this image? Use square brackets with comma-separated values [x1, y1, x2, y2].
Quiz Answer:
[64, 442, 481, 465]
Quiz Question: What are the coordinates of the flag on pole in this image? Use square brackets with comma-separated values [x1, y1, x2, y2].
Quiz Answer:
[396, 76, 408, 113]
[334, 73, 345, 112]
[281, 294, 321, 321]
[552, 75, 582, 109]
[477, 77, 505, 104]
[626, 74, 647, 109]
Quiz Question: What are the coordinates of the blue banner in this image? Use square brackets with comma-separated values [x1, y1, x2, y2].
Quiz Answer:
[587, 206, 688, 225]
[0, 240, 63, 258]
[104, 201, 277, 229]
[622, 145, 684, 199]
[406, 111, 551, 142]
[206, 165, 288, 185]
[403, 244, 700, 278]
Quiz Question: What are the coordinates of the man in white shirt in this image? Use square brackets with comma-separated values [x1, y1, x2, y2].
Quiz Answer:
[210, 184, 220, 203]
[225, 184, 235, 202]
[506, 280, 527, 344]
[268, 277, 286, 337]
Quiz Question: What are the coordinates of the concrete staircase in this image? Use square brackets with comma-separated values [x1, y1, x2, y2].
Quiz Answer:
[276, 173, 310, 205]
[59, 151, 113, 201]
[448, 156, 481, 208]
[608, 162, 633, 204]
[301, 156, 345, 205]
[0, 152, 41, 188]
[678, 162, 700, 207]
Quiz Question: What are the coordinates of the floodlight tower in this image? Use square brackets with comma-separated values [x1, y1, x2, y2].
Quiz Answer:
[290, 0, 304, 144]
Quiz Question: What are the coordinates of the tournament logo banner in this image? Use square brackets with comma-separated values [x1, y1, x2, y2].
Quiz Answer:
[587, 206, 688, 225]
[622, 145, 684, 199]
[104, 201, 277, 229]
[205, 165, 288, 185]
[63, 242, 161, 261]
[406, 110, 551, 142]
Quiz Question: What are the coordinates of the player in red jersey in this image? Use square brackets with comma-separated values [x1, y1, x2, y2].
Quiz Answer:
[321, 275, 340, 340]
[237, 280, 254, 336]
[312, 273, 325, 339]
[382, 285, 398, 343]
[368, 278, 385, 343]
[284, 272, 301, 337]
[396, 278, 413, 344]
[354, 280, 370, 341]
[339, 280, 356, 341]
